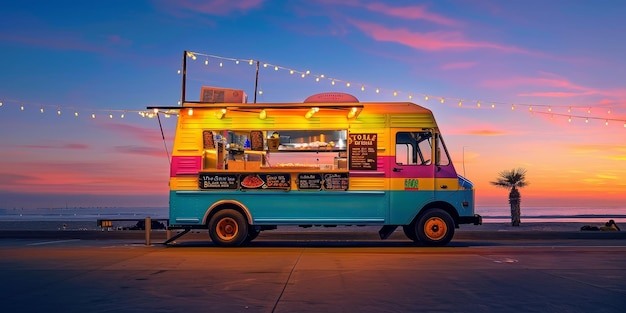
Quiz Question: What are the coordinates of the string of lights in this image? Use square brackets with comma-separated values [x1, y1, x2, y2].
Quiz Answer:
[1, 50, 624, 128]
[184, 51, 625, 128]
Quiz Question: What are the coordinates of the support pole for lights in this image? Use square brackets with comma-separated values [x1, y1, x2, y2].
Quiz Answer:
[254, 61, 260, 103]
[181, 51, 187, 105]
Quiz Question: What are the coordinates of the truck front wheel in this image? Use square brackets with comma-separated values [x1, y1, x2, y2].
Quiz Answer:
[208, 209, 249, 247]
[415, 209, 454, 246]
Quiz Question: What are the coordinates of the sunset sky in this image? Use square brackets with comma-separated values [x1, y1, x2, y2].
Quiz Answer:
[1, 0, 625, 211]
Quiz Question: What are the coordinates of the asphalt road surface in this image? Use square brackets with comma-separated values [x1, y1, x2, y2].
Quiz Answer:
[0, 231, 624, 313]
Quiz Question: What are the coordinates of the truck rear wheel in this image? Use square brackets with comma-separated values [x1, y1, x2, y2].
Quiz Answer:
[208, 209, 249, 247]
[415, 209, 454, 246]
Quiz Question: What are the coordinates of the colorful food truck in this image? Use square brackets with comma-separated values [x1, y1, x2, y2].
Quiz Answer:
[149, 87, 481, 246]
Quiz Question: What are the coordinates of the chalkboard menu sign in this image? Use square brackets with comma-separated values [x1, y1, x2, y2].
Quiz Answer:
[241, 173, 291, 191]
[348, 133, 377, 170]
[323, 173, 349, 191]
[199, 173, 238, 189]
[298, 173, 323, 190]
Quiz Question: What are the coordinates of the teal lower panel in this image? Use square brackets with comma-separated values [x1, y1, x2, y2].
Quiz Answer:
[169, 190, 387, 226]
[387, 189, 475, 225]
[168, 189, 474, 227]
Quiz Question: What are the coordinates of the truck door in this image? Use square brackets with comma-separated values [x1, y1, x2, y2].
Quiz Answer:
[389, 130, 435, 223]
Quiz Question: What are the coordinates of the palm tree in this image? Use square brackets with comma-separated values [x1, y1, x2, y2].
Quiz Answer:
[490, 168, 529, 226]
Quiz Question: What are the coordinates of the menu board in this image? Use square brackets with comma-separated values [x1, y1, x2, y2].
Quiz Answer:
[348, 133, 377, 170]
[199, 173, 238, 190]
[240, 173, 291, 191]
[323, 173, 349, 191]
[298, 173, 323, 190]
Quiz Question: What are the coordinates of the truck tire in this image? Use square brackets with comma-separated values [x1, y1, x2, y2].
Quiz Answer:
[415, 209, 454, 246]
[208, 209, 249, 247]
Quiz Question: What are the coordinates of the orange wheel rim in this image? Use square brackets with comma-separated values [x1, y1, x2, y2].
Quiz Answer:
[216, 217, 238, 241]
[424, 217, 447, 241]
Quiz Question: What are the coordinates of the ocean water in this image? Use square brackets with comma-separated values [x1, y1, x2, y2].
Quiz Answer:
[0, 206, 624, 223]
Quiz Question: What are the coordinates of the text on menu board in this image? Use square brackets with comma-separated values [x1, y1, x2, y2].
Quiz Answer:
[348, 133, 377, 170]
[298, 173, 349, 191]
[199, 173, 238, 189]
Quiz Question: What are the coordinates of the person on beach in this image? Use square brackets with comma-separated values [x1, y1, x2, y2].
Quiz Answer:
[581, 219, 621, 231]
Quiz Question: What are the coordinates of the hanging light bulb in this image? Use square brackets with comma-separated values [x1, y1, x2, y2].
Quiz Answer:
[40, 107, 44, 113]
[249, 59, 253, 65]
[263, 63, 268, 68]
[458, 101, 462, 107]
[177, 69, 181, 74]
[74, 111, 79, 117]
[548, 107, 552, 112]
[235, 59, 240, 64]
[205, 59, 208, 65]
[91, 113, 96, 119]
[219, 62, 223, 67]
[346, 82, 350, 87]
[301, 73, 305, 78]
[188, 108, 193, 116]
[331, 80, 335, 85]
[0, 101, 3, 107]
[274, 66, 279, 71]
[376, 88, 380, 94]
[585, 118, 589, 123]
[109, 113, 113, 119]
[20, 105, 24, 110]
[408, 94, 413, 100]
[440, 98, 444, 104]
[568, 116, 571, 123]
[306, 70, 310, 75]
[477, 101, 481, 108]
[491, 103, 495, 109]
[315, 77, 320, 82]
[605, 120, 609, 126]
[511, 104, 515, 110]
[361, 85, 365, 91]
[57, 107, 61, 115]
[259, 109, 267, 120]
[529, 106, 533, 111]
[588, 108, 591, 114]
[121, 113, 125, 119]
[425, 95, 429, 101]
[393, 91, 397, 97]
[289, 70, 294, 74]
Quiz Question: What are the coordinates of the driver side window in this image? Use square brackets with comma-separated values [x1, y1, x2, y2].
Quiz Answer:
[395, 131, 432, 166]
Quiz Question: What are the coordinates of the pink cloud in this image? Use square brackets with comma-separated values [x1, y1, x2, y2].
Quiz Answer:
[363, 2, 459, 27]
[114, 145, 169, 157]
[441, 61, 478, 70]
[348, 19, 535, 54]
[97, 122, 171, 144]
[483, 74, 626, 101]
[10, 143, 89, 150]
